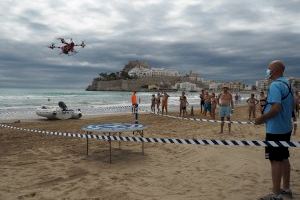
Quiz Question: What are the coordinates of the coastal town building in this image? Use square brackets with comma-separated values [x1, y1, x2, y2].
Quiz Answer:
[244, 84, 256, 91]
[128, 67, 180, 78]
[217, 81, 245, 91]
[174, 82, 200, 92]
[256, 79, 269, 91]
[188, 71, 201, 81]
[209, 82, 222, 91]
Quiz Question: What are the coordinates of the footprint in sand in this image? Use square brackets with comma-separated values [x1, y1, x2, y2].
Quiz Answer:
[17, 192, 36, 199]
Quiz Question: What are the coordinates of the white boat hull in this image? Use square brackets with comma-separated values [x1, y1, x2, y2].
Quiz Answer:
[36, 106, 82, 120]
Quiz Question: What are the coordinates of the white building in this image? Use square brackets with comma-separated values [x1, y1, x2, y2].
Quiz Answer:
[174, 82, 200, 91]
[209, 82, 221, 90]
[128, 67, 179, 78]
[256, 79, 269, 91]
[128, 67, 151, 77]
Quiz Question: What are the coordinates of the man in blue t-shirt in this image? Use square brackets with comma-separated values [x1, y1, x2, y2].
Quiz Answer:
[255, 60, 295, 200]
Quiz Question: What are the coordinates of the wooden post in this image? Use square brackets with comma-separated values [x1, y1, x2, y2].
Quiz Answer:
[190, 106, 194, 117]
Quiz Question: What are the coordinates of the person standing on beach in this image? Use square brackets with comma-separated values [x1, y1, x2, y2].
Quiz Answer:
[200, 90, 205, 114]
[218, 85, 234, 134]
[255, 60, 295, 200]
[234, 93, 239, 105]
[246, 93, 259, 121]
[161, 92, 170, 115]
[210, 92, 218, 120]
[259, 91, 267, 115]
[203, 91, 211, 117]
[179, 91, 188, 117]
[151, 94, 156, 113]
[131, 91, 138, 114]
[293, 91, 300, 135]
[295, 91, 300, 117]
[156, 92, 161, 114]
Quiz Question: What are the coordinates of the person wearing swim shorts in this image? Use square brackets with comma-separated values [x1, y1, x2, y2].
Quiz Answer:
[255, 60, 296, 200]
[218, 85, 234, 134]
[203, 91, 211, 117]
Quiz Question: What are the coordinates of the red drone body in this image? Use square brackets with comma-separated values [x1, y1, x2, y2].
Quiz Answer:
[48, 38, 86, 55]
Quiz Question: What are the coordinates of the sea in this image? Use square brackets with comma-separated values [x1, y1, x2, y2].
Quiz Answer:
[0, 88, 251, 120]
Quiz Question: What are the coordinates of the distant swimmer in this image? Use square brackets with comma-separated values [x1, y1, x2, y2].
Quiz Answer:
[217, 85, 234, 134]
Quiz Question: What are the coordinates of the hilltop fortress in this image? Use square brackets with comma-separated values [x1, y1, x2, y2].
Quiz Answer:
[86, 60, 206, 92]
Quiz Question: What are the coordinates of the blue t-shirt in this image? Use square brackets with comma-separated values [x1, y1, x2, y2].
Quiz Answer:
[264, 77, 293, 134]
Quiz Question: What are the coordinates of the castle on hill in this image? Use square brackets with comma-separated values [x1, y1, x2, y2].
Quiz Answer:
[86, 60, 205, 92]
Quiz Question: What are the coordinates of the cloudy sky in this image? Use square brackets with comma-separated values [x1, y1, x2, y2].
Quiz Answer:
[0, 0, 299, 89]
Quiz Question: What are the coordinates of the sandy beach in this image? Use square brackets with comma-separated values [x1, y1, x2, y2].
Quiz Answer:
[0, 106, 299, 200]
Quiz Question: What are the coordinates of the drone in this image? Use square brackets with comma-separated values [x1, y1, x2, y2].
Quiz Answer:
[48, 38, 86, 55]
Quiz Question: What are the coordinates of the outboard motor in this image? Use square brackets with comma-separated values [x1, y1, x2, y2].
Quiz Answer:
[58, 101, 68, 111]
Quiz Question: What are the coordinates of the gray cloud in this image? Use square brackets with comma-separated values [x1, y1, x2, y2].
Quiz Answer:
[0, 0, 299, 89]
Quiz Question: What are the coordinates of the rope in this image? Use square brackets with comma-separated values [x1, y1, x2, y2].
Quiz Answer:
[1, 123, 299, 148]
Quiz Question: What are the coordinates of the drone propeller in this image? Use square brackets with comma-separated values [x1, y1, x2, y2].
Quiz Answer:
[81, 41, 86, 48]
[48, 43, 56, 49]
[57, 37, 67, 44]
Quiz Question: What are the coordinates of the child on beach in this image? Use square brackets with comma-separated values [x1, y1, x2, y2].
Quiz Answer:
[246, 93, 259, 121]
[179, 92, 189, 117]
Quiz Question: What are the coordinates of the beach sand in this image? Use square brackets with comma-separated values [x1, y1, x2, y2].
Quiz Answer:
[0, 106, 299, 200]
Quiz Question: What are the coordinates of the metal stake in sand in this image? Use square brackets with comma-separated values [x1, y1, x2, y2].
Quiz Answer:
[134, 105, 139, 124]
[190, 106, 194, 117]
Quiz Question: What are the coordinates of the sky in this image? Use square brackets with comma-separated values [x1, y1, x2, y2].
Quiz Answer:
[0, 0, 300, 89]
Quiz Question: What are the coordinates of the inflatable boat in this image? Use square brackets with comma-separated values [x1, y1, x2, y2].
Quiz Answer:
[36, 101, 82, 120]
